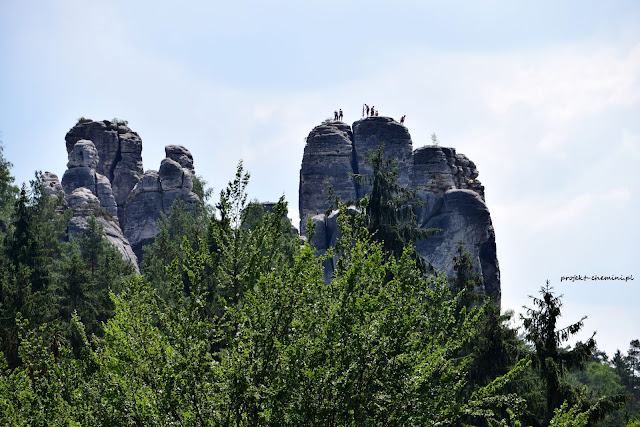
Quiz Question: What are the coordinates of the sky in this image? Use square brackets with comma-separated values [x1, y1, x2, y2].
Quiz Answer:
[1, 0, 639, 358]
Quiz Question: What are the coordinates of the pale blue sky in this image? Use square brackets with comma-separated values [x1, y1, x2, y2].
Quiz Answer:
[1, 0, 639, 357]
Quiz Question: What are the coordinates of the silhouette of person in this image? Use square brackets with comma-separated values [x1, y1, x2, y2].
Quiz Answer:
[375, 110, 379, 116]
[371, 106, 375, 117]
[365, 104, 370, 116]
[400, 115, 406, 124]
[334, 111, 338, 121]
[339, 109, 343, 121]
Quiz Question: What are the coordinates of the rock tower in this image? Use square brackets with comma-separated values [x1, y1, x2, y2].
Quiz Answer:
[299, 116, 500, 301]
[50, 119, 200, 269]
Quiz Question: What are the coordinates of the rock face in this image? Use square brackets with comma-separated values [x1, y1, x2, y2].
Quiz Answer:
[56, 143, 139, 272]
[299, 117, 500, 302]
[352, 117, 413, 193]
[122, 148, 200, 260]
[65, 120, 143, 221]
[61, 120, 200, 270]
[299, 122, 357, 231]
[62, 141, 118, 218]
[42, 172, 64, 197]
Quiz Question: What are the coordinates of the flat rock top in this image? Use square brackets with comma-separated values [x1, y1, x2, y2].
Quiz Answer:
[307, 121, 353, 139]
[352, 116, 411, 140]
[65, 120, 140, 153]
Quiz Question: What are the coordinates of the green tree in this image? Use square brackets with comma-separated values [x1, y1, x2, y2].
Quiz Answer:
[356, 145, 438, 262]
[522, 282, 624, 425]
[0, 175, 69, 367]
[0, 140, 18, 228]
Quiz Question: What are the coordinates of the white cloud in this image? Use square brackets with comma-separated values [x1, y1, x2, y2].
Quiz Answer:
[483, 43, 640, 124]
[497, 188, 631, 232]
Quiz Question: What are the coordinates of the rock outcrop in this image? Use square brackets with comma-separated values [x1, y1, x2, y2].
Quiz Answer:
[61, 120, 200, 270]
[299, 117, 500, 302]
[299, 122, 357, 230]
[122, 147, 200, 260]
[53, 142, 139, 272]
[352, 117, 413, 193]
[65, 120, 143, 221]
[42, 171, 63, 197]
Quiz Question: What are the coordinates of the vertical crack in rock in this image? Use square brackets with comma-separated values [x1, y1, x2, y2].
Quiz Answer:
[109, 131, 122, 186]
[350, 131, 361, 199]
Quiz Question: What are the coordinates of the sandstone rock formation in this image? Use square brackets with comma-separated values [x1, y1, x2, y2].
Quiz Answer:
[352, 117, 413, 192]
[65, 120, 143, 221]
[122, 147, 200, 260]
[42, 171, 63, 197]
[51, 147, 139, 272]
[61, 120, 200, 270]
[299, 117, 500, 302]
[123, 152, 200, 256]
[299, 122, 356, 230]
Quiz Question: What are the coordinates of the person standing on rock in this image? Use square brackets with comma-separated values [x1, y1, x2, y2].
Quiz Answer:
[339, 109, 343, 121]
[334, 111, 338, 121]
[371, 106, 375, 117]
[400, 115, 406, 124]
[365, 104, 370, 117]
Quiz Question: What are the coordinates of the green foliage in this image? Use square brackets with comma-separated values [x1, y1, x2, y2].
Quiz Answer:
[356, 145, 439, 262]
[142, 198, 208, 300]
[521, 282, 627, 425]
[75, 116, 92, 125]
[431, 132, 440, 145]
[0, 140, 18, 226]
[111, 117, 128, 126]
[1, 160, 633, 425]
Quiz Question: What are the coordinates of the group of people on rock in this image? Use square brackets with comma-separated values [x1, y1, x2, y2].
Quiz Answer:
[333, 105, 406, 124]
[363, 104, 379, 117]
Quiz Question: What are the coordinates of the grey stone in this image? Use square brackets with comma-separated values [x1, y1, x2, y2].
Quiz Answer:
[159, 158, 184, 191]
[121, 150, 200, 261]
[298, 118, 500, 303]
[299, 121, 357, 230]
[42, 172, 63, 197]
[122, 187, 164, 261]
[352, 116, 413, 193]
[67, 140, 99, 169]
[162, 188, 200, 216]
[140, 170, 161, 192]
[62, 167, 96, 195]
[65, 120, 143, 211]
[66, 187, 99, 210]
[415, 189, 500, 301]
[165, 145, 195, 173]
[96, 173, 118, 217]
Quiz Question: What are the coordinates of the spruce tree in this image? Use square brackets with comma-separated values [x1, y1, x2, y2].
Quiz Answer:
[356, 145, 438, 262]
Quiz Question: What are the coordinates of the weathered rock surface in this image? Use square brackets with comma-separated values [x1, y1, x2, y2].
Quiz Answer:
[308, 207, 359, 283]
[352, 117, 413, 193]
[62, 141, 118, 217]
[60, 140, 139, 272]
[42, 172, 63, 197]
[122, 147, 200, 260]
[415, 189, 499, 297]
[299, 117, 500, 302]
[65, 189, 139, 272]
[165, 145, 195, 174]
[299, 122, 357, 230]
[65, 120, 143, 217]
[56, 120, 201, 272]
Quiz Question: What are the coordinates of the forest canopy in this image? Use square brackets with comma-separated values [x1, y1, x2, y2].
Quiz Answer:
[0, 144, 638, 426]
